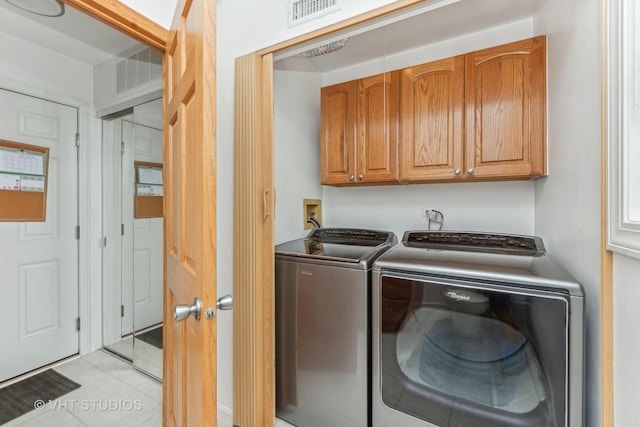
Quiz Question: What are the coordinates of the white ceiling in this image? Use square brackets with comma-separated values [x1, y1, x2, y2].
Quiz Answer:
[274, 0, 542, 73]
[0, 0, 142, 65]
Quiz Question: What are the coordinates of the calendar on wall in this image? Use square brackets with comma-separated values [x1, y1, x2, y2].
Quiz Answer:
[134, 161, 164, 218]
[0, 140, 49, 221]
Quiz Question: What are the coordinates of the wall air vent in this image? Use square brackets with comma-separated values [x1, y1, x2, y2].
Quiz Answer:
[288, 0, 342, 27]
[116, 47, 162, 94]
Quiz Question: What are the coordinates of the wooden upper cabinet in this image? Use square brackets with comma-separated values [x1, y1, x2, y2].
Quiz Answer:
[399, 56, 464, 182]
[320, 36, 547, 186]
[356, 72, 399, 183]
[320, 80, 356, 185]
[320, 72, 399, 185]
[465, 36, 547, 179]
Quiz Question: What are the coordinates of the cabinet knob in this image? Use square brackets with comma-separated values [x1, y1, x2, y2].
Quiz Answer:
[357, 174, 364, 181]
[349, 175, 354, 181]
[454, 168, 461, 176]
[467, 168, 474, 175]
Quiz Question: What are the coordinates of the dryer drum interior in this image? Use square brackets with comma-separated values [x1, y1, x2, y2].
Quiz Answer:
[379, 275, 570, 427]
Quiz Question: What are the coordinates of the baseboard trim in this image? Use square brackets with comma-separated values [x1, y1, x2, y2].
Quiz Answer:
[218, 404, 233, 427]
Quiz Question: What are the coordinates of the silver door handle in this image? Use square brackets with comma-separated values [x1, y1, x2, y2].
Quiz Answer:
[174, 297, 202, 322]
[217, 294, 233, 310]
[204, 295, 234, 319]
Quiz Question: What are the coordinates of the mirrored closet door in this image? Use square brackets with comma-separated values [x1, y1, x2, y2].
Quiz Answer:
[102, 98, 163, 380]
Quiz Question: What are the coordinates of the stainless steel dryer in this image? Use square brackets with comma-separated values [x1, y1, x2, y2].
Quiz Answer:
[372, 231, 585, 427]
[276, 228, 397, 427]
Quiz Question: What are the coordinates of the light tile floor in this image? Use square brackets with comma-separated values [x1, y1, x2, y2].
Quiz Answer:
[2, 349, 297, 427]
[3, 350, 162, 427]
[105, 335, 162, 380]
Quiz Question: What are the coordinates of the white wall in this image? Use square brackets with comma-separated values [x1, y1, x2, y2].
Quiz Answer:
[613, 253, 640, 426]
[533, 1, 602, 426]
[274, 71, 324, 245]
[0, 30, 93, 104]
[323, 182, 535, 239]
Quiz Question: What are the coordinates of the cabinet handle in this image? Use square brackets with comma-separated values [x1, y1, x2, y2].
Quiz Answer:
[467, 168, 474, 175]
[357, 174, 364, 181]
[349, 175, 355, 181]
[454, 168, 461, 176]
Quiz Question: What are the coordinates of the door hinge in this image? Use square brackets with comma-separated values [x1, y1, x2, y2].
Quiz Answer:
[76, 317, 81, 331]
[75, 225, 80, 240]
[121, 305, 125, 318]
[102, 236, 107, 247]
[121, 141, 125, 155]
[75, 133, 80, 147]
[121, 224, 124, 236]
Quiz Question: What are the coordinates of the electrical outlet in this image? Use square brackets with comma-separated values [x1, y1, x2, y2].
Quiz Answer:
[421, 208, 430, 217]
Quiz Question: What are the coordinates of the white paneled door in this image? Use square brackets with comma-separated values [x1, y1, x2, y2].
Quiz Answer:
[122, 119, 163, 333]
[0, 89, 78, 382]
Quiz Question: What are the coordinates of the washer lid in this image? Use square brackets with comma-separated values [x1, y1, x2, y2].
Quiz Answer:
[275, 228, 397, 263]
[309, 228, 397, 245]
[374, 231, 583, 296]
[403, 231, 545, 256]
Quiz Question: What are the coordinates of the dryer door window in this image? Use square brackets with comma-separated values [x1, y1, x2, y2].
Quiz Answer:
[379, 275, 569, 427]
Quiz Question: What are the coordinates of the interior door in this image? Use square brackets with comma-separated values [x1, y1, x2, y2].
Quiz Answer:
[124, 115, 163, 332]
[0, 88, 79, 382]
[163, 0, 218, 425]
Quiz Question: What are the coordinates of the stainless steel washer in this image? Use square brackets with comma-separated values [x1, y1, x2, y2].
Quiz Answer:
[276, 228, 397, 427]
[372, 231, 585, 427]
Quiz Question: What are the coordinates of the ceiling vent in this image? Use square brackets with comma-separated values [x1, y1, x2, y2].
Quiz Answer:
[116, 47, 162, 94]
[288, 0, 342, 27]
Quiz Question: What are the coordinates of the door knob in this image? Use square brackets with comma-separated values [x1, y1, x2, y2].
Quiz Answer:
[204, 295, 234, 319]
[174, 297, 202, 322]
[217, 294, 233, 310]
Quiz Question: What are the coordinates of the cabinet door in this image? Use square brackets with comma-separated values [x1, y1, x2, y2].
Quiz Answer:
[356, 72, 399, 183]
[320, 80, 357, 185]
[399, 56, 464, 182]
[465, 36, 546, 178]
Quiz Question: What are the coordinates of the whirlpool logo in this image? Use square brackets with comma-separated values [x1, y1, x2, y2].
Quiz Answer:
[445, 290, 471, 302]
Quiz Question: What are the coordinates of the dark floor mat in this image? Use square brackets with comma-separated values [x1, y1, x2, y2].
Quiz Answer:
[0, 369, 81, 424]
[137, 326, 163, 350]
